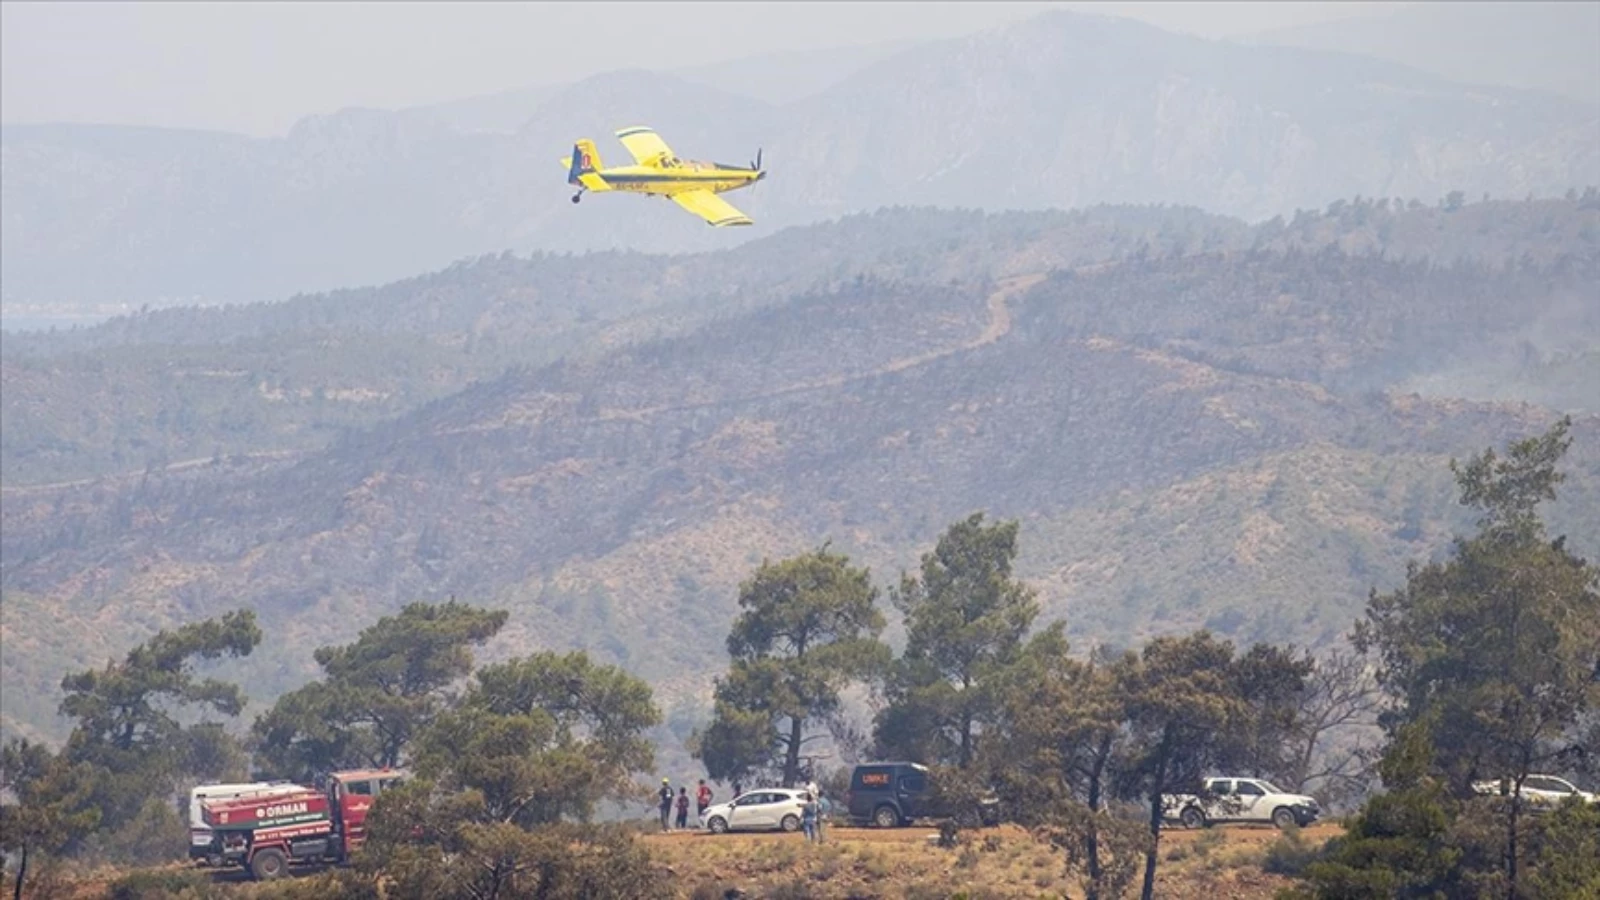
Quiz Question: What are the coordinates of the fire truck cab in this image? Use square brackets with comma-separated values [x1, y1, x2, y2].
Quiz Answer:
[202, 768, 406, 880]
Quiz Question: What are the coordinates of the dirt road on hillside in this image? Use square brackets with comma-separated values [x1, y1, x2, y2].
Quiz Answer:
[592, 272, 1048, 425]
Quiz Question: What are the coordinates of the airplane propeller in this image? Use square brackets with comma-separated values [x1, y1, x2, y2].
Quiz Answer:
[749, 148, 765, 198]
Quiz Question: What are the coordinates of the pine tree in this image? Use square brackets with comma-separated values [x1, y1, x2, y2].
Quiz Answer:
[693, 544, 889, 787]
[875, 513, 1039, 768]
[1353, 417, 1600, 898]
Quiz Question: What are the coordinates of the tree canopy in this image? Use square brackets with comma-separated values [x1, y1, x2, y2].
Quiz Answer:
[361, 650, 662, 900]
[876, 513, 1040, 768]
[693, 544, 889, 787]
[1315, 417, 1600, 899]
[250, 600, 508, 780]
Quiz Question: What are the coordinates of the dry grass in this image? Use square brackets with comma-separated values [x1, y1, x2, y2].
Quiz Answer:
[26, 822, 1342, 899]
[643, 821, 1343, 899]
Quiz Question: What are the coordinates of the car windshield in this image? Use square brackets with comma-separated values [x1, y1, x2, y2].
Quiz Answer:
[1255, 780, 1283, 794]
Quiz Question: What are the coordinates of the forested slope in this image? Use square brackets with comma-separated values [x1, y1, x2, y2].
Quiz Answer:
[5, 199, 1597, 745]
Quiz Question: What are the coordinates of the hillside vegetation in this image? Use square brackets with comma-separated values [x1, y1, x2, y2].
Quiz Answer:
[6, 195, 1596, 489]
[4, 421, 1594, 900]
[3, 195, 1598, 753]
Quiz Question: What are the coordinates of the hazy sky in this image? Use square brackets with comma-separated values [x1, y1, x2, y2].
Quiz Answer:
[1, 1, 1399, 138]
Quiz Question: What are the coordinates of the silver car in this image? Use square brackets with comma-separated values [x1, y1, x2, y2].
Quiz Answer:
[699, 788, 811, 833]
[1471, 774, 1598, 808]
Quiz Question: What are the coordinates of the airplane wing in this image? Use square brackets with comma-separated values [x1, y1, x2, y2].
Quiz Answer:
[670, 190, 753, 227]
[615, 126, 674, 167]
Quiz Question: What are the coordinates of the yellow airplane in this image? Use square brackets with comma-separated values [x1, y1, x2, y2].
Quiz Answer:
[561, 126, 766, 227]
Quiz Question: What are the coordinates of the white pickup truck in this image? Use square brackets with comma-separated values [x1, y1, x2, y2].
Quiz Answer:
[1161, 777, 1321, 830]
[1471, 774, 1598, 809]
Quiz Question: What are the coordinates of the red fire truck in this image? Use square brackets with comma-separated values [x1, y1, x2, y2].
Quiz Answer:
[200, 768, 406, 880]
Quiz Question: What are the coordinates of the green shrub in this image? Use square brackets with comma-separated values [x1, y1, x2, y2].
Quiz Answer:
[1263, 826, 1322, 877]
[762, 879, 819, 900]
[248, 870, 383, 900]
[91, 797, 189, 867]
[1191, 826, 1226, 858]
[107, 869, 217, 900]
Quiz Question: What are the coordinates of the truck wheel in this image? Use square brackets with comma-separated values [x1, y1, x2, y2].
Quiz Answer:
[708, 816, 728, 834]
[874, 805, 900, 828]
[780, 814, 800, 832]
[250, 847, 288, 881]
[1272, 807, 1297, 830]
[1180, 807, 1206, 830]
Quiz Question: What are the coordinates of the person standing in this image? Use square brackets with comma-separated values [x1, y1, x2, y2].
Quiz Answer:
[732, 779, 743, 800]
[801, 791, 819, 843]
[816, 791, 831, 844]
[696, 779, 713, 819]
[658, 778, 674, 832]
[675, 786, 690, 830]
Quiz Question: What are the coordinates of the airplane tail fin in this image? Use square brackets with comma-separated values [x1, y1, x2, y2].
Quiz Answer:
[566, 139, 602, 184]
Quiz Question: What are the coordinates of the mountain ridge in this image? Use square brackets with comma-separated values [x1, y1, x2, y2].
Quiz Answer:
[5, 8, 1597, 318]
[1242, 1, 1600, 107]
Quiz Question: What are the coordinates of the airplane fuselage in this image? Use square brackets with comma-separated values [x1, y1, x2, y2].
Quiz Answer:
[589, 161, 762, 197]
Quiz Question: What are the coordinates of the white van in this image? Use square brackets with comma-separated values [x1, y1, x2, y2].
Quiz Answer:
[188, 781, 304, 864]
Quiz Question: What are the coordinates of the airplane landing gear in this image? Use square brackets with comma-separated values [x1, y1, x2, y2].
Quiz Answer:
[571, 193, 582, 204]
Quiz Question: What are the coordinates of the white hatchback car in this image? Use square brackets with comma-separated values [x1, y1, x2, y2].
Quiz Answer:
[700, 788, 811, 834]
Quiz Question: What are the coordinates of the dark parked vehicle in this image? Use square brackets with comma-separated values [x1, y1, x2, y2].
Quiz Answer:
[845, 762, 1000, 828]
